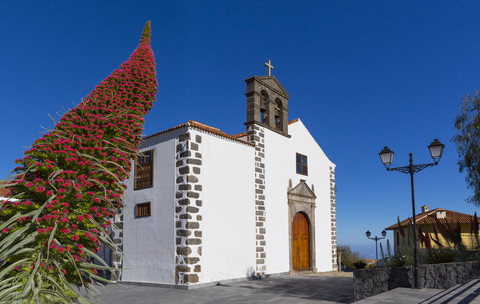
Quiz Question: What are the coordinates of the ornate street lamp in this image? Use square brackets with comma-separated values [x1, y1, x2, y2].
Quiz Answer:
[365, 230, 387, 263]
[378, 139, 444, 288]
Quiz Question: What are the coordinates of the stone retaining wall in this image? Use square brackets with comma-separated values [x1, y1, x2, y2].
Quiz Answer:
[353, 261, 480, 301]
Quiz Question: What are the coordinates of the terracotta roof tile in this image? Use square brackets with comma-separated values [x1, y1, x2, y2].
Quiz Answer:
[232, 131, 247, 139]
[385, 208, 475, 230]
[143, 120, 255, 147]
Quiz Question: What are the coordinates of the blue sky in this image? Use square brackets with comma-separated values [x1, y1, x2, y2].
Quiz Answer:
[2, 1, 480, 258]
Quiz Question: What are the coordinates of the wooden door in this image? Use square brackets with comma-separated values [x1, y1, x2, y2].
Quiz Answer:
[292, 212, 310, 270]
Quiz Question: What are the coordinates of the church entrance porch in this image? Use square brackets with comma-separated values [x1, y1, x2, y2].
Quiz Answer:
[292, 213, 310, 270]
[288, 180, 317, 273]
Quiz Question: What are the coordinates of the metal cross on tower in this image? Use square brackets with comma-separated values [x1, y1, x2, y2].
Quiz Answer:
[264, 60, 274, 76]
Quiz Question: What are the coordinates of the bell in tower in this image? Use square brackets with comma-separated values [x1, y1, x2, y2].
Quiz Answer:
[245, 60, 290, 136]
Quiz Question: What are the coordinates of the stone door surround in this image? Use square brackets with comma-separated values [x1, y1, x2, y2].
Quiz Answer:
[288, 179, 317, 273]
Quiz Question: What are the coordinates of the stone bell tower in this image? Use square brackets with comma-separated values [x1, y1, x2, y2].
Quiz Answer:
[245, 60, 290, 136]
[244, 60, 291, 277]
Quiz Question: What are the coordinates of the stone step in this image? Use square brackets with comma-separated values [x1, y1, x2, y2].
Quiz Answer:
[426, 279, 480, 304]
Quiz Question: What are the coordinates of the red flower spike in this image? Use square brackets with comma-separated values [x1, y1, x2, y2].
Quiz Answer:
[0, 21, 157, 297]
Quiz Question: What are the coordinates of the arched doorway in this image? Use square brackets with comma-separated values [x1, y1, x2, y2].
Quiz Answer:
[292, 212, 310, 270]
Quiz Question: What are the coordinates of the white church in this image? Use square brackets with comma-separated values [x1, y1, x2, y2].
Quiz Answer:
[113, 63, 337, 287]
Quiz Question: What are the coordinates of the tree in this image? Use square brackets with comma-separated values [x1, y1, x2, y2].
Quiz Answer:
[337, 244, 361, 269]
[453, 90, 480, 206]
[0, 22, 157, 303]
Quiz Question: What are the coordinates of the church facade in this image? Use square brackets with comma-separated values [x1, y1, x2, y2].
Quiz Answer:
[114, 72, 337, 287]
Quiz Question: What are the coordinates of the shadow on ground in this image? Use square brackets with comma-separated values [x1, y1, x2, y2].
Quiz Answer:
[221, 275, 354, 303]
[95, 274, 354, 304]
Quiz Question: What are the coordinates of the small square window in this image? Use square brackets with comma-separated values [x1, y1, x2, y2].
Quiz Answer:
[296, 153, 308, 176]
[135, 202, 151, 218]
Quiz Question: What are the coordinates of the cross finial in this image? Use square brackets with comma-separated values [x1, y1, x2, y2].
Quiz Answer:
[264, 59, 274, 76]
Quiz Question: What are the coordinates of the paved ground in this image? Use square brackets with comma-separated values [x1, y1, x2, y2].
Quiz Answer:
[89, 272, 480, 304]
[92, 272, 354, 304]
[356, 279, 480, 304]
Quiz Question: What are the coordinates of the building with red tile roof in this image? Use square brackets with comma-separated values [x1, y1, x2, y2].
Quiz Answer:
[120, 71, 337, 287]
[385, 205, 477, 254]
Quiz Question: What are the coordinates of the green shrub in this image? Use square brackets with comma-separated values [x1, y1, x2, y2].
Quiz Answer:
[337, 244, 361, 269]
[353, 261, 367, 269]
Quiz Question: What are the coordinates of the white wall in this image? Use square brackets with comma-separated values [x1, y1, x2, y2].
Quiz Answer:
[123, 129, 184, 284]
[196, 129, 257, 283]
[264, 119, 335, 273]
[263, 129, 291, 274]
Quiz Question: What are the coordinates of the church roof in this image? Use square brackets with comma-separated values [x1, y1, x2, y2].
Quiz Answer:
[385, 208, 475, 230]
[288, 118, 300, 125]
[143, 120, 255, 146]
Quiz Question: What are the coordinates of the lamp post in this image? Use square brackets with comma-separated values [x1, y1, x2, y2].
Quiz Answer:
[378, 139, 445, 289]
[365, 230, 387, 263]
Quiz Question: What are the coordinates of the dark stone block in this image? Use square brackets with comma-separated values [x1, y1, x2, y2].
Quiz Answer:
[187, 206, 199, 213]
[195, 135, 202, 143]
[194, 231, 202, 237]
[187, 191, 199, 198]
[179, 214, 192, 219]
[176, 265, 190, 272]
[184, 274, 199, 283]
[175, 207, 182, 213]
[196, 200, 202, 206]
[179, 166, 190, 174]
[176, 160, 183, 167]
[176, 247, 192, 256]
[180, 151, 192, 158]
[194, 185, 202, 191]
[185, 257, 200, 265]
[187, 159, 202, 165]
[193, 167, 201, 174]
[194, 265, 201, 272]
[195, 152, 202, 158]
[186, 238, 202, 245]
[187, 175, 199, 183]
[176, 144, 183, 152]
[178, 199, 190, 205]
[179, 184, 191, 191]
[198, 246, 202, 255]
[176, 176, 184, 183]
[179, 133, 190, 141]
[186, 222, 199, 229]
[176, 229, 191, 237]
[176, 192, 183, 198]
[190, 143, 199, 151]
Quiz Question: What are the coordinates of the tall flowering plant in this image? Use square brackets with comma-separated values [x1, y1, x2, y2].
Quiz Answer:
[0, 22, 157, 303]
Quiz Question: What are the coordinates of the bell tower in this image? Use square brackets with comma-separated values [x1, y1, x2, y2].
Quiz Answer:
[245, 60, 290, 136]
